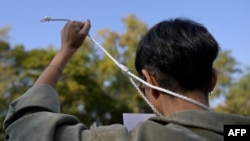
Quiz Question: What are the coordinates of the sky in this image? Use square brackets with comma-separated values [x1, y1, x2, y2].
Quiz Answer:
[1, 0, 250, 69]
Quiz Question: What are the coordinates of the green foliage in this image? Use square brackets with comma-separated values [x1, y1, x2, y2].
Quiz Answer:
[215, 70, 250, 115]
[0, 41, 9, 51]
[211, 50, 241, 98]
[97, 14, 150, 114]
[0, 25, 10, 41]
[0, 34, 21, 140]
[211, 50, 250, 116]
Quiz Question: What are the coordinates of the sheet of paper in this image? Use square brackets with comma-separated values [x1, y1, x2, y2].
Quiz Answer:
[123, 113, 155, 131]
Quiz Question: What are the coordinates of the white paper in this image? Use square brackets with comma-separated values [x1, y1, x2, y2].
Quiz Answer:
[123, 113, 155, 131]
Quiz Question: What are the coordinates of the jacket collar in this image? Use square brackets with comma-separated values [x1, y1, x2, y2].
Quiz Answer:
[149, 110, 250, 133]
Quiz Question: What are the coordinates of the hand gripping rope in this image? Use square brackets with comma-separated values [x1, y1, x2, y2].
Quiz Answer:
[41, 16, 210, 116]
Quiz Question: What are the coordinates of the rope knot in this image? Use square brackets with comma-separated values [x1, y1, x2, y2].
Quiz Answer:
[119, 64, 129, 74]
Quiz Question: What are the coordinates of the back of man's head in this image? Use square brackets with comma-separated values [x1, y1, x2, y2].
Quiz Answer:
[135, 18, 220, 94]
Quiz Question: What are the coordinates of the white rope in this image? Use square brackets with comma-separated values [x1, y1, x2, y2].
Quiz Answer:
[40, 16, 71, 22]
[41, 16, 210, 116]
[88, 35, 210, 111]
[129, 77, 163, 116]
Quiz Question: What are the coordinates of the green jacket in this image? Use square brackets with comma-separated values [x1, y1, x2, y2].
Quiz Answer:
[4, 84, 250, 141]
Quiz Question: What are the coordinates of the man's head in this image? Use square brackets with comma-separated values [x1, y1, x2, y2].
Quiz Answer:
[135, 18, 220, 96]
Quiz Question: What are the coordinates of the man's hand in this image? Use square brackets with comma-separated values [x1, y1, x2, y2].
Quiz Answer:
[34, 19, 91, 87]
[61, 20, 91, 52]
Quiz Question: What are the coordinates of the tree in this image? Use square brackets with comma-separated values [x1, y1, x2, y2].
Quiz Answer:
[211, 50, 250, 116]
[215, 69, 250, 115]
[97, 14, 150, 114]
[0, 26, 12, 140]
[212, 50, 241, 98]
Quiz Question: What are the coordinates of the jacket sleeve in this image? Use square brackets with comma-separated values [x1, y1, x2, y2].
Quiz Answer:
[3, 84, 130, 141]
[4, 84, 61, 128]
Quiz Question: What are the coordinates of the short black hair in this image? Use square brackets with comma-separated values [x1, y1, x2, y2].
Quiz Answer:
[135, 18, 220, 93]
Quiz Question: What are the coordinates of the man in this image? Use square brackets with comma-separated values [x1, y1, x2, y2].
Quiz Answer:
[4, 18, 250, 141]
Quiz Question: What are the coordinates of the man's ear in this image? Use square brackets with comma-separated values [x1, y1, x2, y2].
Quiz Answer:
[141, 69, 160, 98]
[141, 69, 157, 86]
[209, 68, 217, 92]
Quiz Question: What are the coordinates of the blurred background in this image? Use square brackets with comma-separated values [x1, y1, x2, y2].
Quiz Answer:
[1, 0, 250, 140]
